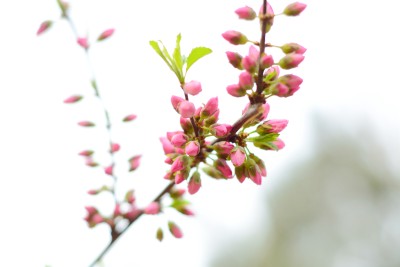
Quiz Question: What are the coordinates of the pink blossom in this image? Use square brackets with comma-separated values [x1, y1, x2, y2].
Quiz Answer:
[129, 155, 141, 171]
[171, 95, 185, 112]
[222, 30, 248, 45]
[230, 147, 246, 167]
[144, 202, 160, 215]
[188, 172, 201, 195]
[227, 84, 246, 97]
[278, 53, 305, 69]
[261, 54, 274, 68]
[235, 6, 256, 20]
[239, 71, 254, 89]
[160, 137, 175, 154]
[283, 2, 307, 16]
[175, 171, 185, 184]
[183, 80, 202, 96]
[122, 114, 137, 122]
[63, 95, 82, 104]
[97, 28, 115, 41]
[37, 20, 52, 35]
[168, 221, 183, 238]
[211, 124, 228, 137]
[185, 141, 200, 156]
[178, 100, 195, 118]
[226, 51, 243, 69]
[171, 133, 188, 147]
[104, 165, 113, 176]
[170, 156, 185, 173]
[201, 97, 219, 117]
[110, 143, 120, 153]
[77, 37, 89, 49]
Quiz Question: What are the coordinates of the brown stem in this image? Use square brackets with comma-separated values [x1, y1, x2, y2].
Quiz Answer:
[256, 0, 268, 94]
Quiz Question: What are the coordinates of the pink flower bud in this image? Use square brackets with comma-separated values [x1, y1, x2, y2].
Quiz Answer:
[235, 165, 247, 183]
[249, 154, 267, 177]
[222, 30, 248, 45]
[129, 155, 141, 171]
[259, 3, 275, 33]
[270, 83, 290, 96]
[183, 80, 202, 96]
[78, 150, 93, 156]
[37, 20, 52, 35]
[171, 133, 188, 147]
[171, 95, 185, 112]
[272, 138, 285, 150]
[85, 206, 97, 216]
[257, 119, 288, 134]
[277, 74, 303, 96]
[188, 171, 201, 195]
[246, 159, 262, 185]
[261, 54, 274, 69]
[264, 65, 280, 81]
[178, 100, 195, 118]
[239, 71, 254, 90]
[201, 97, 219, 117]
[278, 53, 305, 69]
[213, 141, 234, 157]
[91, 214, 104, 225]
[226, 51, 243, 69]
[97, 28, 115, 41]
[123, 114, 137, 122]
[281, 43, 307, 54]
[215, 159, 233, 178]
[87, 189, 97, 195]
[175, 171, 185, 184]
[110, 143, 120, 153]
[185, 141, 200, 156]
[235, 6, 256, 20]
[227, 84, 246, 97]
[85, 157, 98, 167]
[242, 56, 257, 73]
[160, 137, 175, 154]
[78, 121, 95, 127]
[104, 165, 113, 176]
[170, 156, 186, 173]
[63, 95, 83, 104]
[168, 221, 183, 238]
[283, 2, 307, 16]
[230, 147, 246, 167]
[125, 190, 135, 204]
[77, 37, 89, 49]
[180, 117, 194, 134]
[144, 202, 160, 215]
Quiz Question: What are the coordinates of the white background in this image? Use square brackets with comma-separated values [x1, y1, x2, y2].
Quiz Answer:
[0, 0, 399, 266]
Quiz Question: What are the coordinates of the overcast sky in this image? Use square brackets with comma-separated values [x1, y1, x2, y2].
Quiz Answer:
[0, 0, 399, 266]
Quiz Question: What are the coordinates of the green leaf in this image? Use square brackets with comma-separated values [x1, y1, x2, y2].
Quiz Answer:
[170, 199, 191, 210]
[185, 47, 212, 73]
[173, 33, 184, 81]
[247, 133, 279, 143]
[149, 40, 175, 73]
[159, 41, 182, 81]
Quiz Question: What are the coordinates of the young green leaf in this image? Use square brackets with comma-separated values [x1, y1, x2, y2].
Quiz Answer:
[173, 33, 184, 81]
[185, 47, 212, 74]
[149, 40, 175, 73]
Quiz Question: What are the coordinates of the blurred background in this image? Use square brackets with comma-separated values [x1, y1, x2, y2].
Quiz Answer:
[0, 0, 399, 266]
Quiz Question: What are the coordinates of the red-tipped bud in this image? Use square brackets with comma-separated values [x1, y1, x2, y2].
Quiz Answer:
[37, 20, 53, 35]
[261, 54, 274, 69]
[63, 95, 83, 104]
[226, 51, 243, 69]
[160, 137, 175, 154]
[227, 84, 246, 97]
[78, 150, 93, 157]
[185, 141, 200, 156]
[168, 221, 183, 238]
[246, 158, 262, 185]
[183, 80, 202, 96]
[257, 119, 288, 134]
[144, 202, 160, 215]
[230, 147, 246, 167]
[180, 117, 194, 134]
[97, 28, 115, 41]
[281, 43, 307, 54]
[171, 133, 188, 147]
[264, 65, 280, 81]
[283, 2, 307, 16]
[239, 71, 254, 90]
[123, 114, 137, 122]
[278, 53, 305, 69]
[270, 82, 290, 96]
[170, 156, 186, 173]
[188, 171, 201, 194]
[175, 171, 185, 184]
[235, 6, 256, 20]
[104, 165, 113, 176]
[215, 159, 233, 178]
[272, 138, 285, 150]
[78, 121, 95, 127]
[201, 97, 218, 117]
[129, 155, 141, 171]
[211, 124, 232, 137]
[277, 74, 303, 97]
[235, 165, 247, 183]
[77, 37, 89, 49]
[242, 56, 257, 73]
[110, 143, 120, 153]
[222, 30, 248, 45]
[178, 101, 195, 118]
[87, 189, 98, 195]
[171, 95, 185, 112]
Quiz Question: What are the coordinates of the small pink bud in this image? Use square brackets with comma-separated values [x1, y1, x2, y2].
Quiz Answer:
[238, 71, 254, 90]
[104, 165, 113, 176]
[180, 117, 194, 134]
[222, 30, 248, 45]
[264, 65, 280, 81]
[144, 202, 160, 215]
[178, 100, 195, 118]
[63, 95, 83, 104]
[185, 141, 200, 156]
[261, 54, 274, 69]
[226, 51, 243, 69]
[277, 74, 303, 97]
[246, 159, 262, 185]
[87, 189, 97, 195]
[201, 97, 219, 117]
[235, 6, 256, 20]
[235, 165, 247, 183]
[78, 150, 93, 156]
[110, 143, 120, 153]
[171, 133, 188, 147]
[272, 138, 285, 150]
[183, 80, 202, 96]
[97, 28, 115, 41]
[283, 2, 307, 16]
[181, 208, 195, 216]
[227, 84, 246, 97]
[213, 141, 235, 157]
[259, 3, 275, 33]
[168, 221, 183, 238]
[125, 190, 135, 204]
[281, 43, 307, 54]
[257, 119, 288, 134]
[37, 20, 53, 35]
[123, 114, 137, 122]
[160, 137, 175, 154]
[113, 204, 122, 217]
[175, 171, 185, 184]
[129, 155, 141, 171]
[85, 158, 98, 167]
[91, 214, 104, 225]
[77, 37, 89, 49]
[242, 56, 257, 73]
[188, 171, 201, 195]
[278, 53, 305, 70]
[78, 121, 95, 127]
[170, 156, 185, 173]
[270, 83, 290, 96]
[230, 147, 246, 167]
[171, 95, 185, 112]
[85, 206, 97, 216]
[215, 159, 233, 178]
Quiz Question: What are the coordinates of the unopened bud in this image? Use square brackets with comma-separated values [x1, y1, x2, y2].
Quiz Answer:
[37, 20, 53, 35]
[97, 28, 115, 41]
[63, 95, 83, 104]
[235, 6, 256, 20]
[278, 53, 304, 69]
[122, 114, 137, 122]
[283, 2, 307, 16]
[222, 30, 248, 45]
